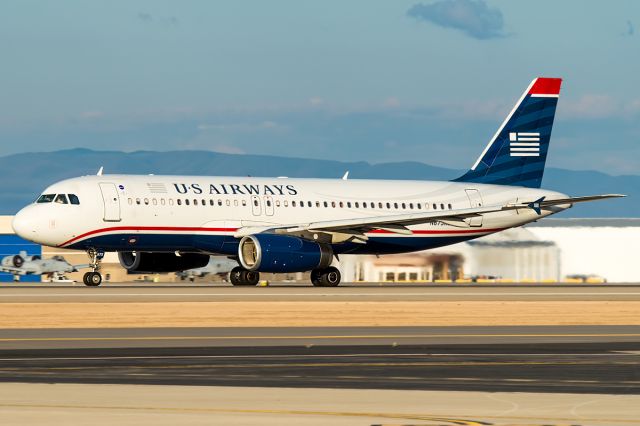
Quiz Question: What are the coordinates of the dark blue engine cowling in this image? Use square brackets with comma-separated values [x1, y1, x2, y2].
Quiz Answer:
[238, 234, 333, 273]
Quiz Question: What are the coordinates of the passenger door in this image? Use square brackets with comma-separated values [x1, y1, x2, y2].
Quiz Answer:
[464, 189, 483, 227]
[99, 183, 121, 222]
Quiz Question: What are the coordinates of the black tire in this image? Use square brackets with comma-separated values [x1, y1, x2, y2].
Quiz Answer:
[244, 271, 260, 286]
[310, 269, 322, 287]
[319, 267, 341, 287]
[229, 267, 244, 286]
[12, 255, 24, 268]
[84, 272, 102, 287]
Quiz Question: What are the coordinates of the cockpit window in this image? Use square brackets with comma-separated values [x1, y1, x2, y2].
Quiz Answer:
[68, 194, 80, 205]
[36, 194, 55, 203]
[54, 194, 68, 204]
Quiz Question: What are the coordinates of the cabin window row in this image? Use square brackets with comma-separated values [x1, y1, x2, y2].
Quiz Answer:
[127, 197, 454, 210]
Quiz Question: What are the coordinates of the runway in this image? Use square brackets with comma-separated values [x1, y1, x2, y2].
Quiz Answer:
[1, 283, 640, 302]
[0, 341, 638, 394]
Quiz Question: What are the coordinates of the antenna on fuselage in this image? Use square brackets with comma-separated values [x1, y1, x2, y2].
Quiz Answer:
[96, 166, 104, 176]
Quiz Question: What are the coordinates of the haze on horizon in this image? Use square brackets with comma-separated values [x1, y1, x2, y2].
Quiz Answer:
[1, 0, 639, 174]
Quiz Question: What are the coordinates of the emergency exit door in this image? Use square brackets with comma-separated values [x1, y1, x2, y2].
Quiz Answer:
[99, 183, 121, 222]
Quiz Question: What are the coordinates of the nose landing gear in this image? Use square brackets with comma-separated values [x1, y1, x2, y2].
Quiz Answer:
[82, 249, 104, 287]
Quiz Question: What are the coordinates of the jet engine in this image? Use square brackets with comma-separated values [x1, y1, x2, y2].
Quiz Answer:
[238, 234, 333, 273]
[118, 251, 210, 274]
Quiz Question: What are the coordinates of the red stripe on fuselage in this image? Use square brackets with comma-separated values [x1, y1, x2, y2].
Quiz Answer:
[60, 225, 506, 247]
[59, 226, 239, 247]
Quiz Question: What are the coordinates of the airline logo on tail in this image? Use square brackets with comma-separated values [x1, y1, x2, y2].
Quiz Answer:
[509, 132, 540, 157]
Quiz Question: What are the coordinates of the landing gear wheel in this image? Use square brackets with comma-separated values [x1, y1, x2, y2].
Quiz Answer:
[311, 267, 341, 287]
[83, 272, 102, 287]
[229, 267, 260, 286]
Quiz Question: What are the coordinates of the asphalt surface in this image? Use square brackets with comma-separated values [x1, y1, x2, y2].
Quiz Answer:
[1, 325, 640, 349]
[1, 283, 640, 302]
[0, 341, 638, 394]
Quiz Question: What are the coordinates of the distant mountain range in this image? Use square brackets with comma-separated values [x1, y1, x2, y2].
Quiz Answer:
[0, 148, 635, 217]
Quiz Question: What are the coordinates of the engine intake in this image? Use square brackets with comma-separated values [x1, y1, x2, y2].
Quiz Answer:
[238, 234, 333, 273]
[118, 252, 210, 273]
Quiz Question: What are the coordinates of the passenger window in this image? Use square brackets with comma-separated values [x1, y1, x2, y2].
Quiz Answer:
[68, 194, 80, 205]
[253, 200, 258, 207]
[355, 202, 359, 208]
[169, 199, 174, 206]
[347, 202, 351, 208]
[242, 200, 247, 206]
[440, 203, 445, 210]
[276, 200, 280, 207]
[284, 200, 289, 207]
[292, 201, 296, 207]
[234, 200, 238, 207]
[201, 199, 205, 206]
[331, 201, 336, 208]
[55, 194, 68, 204]
[128, 198, 133, 205]
[433, 203, 437, 210]
[315, 201, 320, 208]
[402, 203, 406, 209]
[339, 201, 343, 208]
[177, 199, 182, 206]
[394, 203, 398, 209]
[226, 200, 230, 206]
[186, 199, 190, 206]
[386, 202, 391, 209]
[300, 201, 305, 207]
[218, 200, 223, 206]
[194, 199, 198, 206]
[448, 203, 452, 209]
[417, 203, 422, 210]
[308, 201, 312, 207]
[210, 199, 214, 206]
[36, 194, 56, 203]
[409, 203, 414, 209]
[144, 198, 149, 205]
[378, 202, 383, 209]
[362, 202, 367, 208]
[323, 201, 328, 207]
[152, 199, 158, 206]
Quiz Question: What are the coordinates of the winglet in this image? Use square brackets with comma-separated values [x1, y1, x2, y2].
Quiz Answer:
[528, 196, 545, 215]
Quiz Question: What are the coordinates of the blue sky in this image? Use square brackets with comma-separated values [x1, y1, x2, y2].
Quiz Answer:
[1, 0, 639, 174]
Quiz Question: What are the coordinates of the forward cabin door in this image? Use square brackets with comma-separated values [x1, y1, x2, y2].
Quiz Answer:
[464, 189, 483, 227]
[99, 183, 121, 222]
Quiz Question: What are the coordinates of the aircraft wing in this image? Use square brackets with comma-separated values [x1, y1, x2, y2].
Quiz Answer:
[0, 266, 30, 275]
[234, 194, 625, 241]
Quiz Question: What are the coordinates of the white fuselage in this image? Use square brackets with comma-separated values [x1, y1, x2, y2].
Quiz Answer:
[11, 174, 568, 256]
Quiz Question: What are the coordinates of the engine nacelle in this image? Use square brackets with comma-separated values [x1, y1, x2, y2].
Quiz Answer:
[238, 234, 333, 273]
[118, 251, 210, 274]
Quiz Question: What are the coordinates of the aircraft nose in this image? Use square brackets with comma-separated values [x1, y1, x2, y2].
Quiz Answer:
[12, 206, 38, 240]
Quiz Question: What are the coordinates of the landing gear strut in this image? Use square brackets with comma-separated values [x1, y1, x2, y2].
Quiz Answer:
[83, 249, 104, 287]
[311, 266, 341, 287]
[229, 266, 260, 286]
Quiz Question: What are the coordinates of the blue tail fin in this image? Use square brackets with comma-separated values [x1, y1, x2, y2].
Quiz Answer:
[453, 77, 562, 188]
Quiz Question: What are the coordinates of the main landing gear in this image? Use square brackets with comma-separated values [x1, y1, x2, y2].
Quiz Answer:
[82, 249, 104, 287]
[229, 267, 260, 286]
[311, 266, 341, 287]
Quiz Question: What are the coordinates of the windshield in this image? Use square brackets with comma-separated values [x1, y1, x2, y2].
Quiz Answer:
[36, 194, 55, 203]
[54, 194, 68, 204]
[68, 194, 80, 205]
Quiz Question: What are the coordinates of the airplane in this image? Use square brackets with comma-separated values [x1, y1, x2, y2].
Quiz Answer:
[176, 256, 237, 282]
[0, 251, 84, 279]
[11, 77, 624, 287]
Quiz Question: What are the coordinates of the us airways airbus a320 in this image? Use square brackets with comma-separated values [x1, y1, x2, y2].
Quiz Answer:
[11, 78, 624, 286]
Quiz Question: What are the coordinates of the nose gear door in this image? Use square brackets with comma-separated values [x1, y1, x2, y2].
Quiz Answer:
[99, 183, 121, 222]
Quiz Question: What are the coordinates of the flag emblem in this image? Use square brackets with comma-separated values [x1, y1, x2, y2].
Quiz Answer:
[509, 132, 540, 157]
